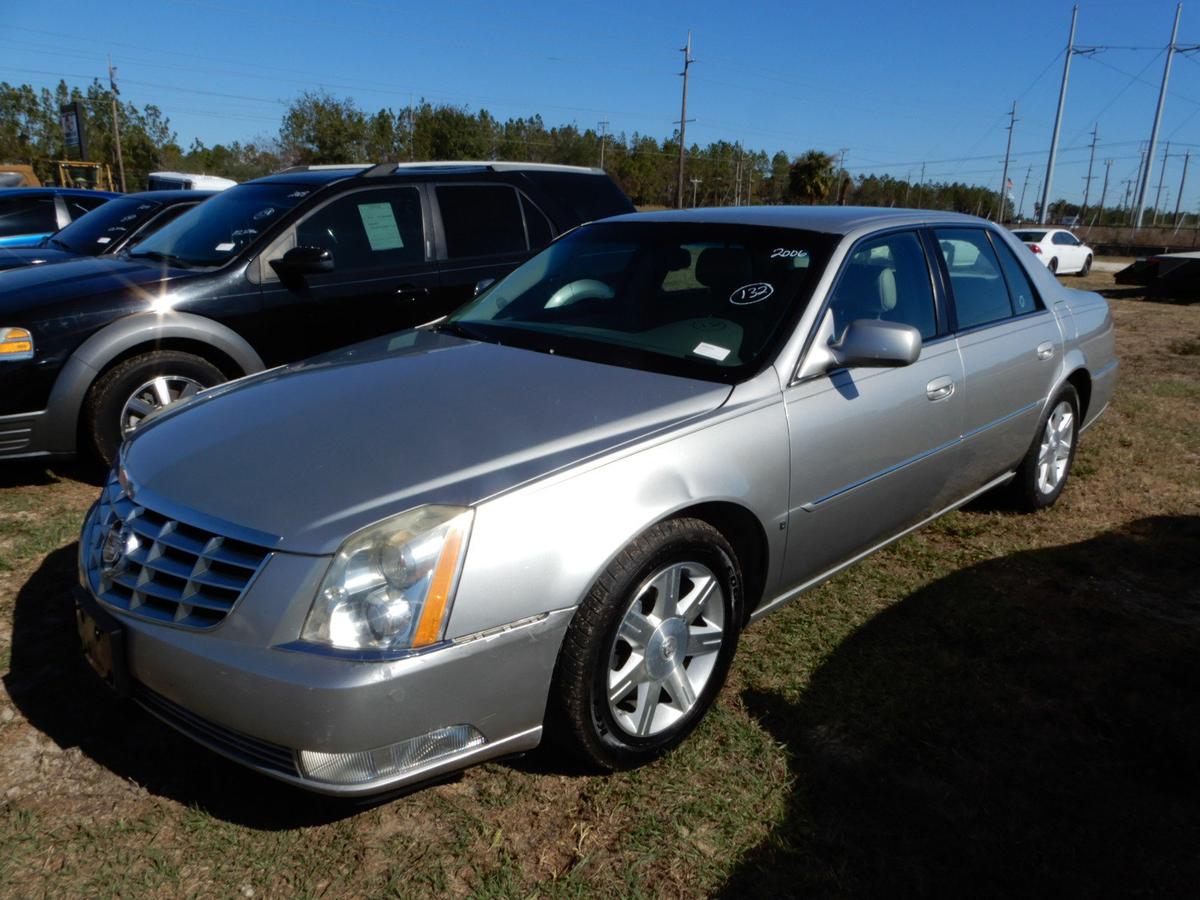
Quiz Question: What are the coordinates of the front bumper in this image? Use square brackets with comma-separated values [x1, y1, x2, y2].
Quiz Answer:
[76, 497, 572, 795]
[0, 409, 59, 460]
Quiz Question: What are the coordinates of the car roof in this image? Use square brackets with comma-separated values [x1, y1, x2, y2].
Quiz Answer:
[604, 205, 989, 234]
[0, 187, 121, 199]
[247, 160, 605, 188]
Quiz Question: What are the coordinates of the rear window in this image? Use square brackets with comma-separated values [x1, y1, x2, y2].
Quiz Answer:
[526, 171, 635, 223]
[1012, 230, 1046, 242]
[437, 184, 527, 258]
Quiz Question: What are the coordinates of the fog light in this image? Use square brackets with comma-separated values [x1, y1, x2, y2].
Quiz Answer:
[298, 724, 486, 785]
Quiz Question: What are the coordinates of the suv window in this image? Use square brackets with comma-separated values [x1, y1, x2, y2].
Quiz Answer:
[827, 230, 937, 340]
[520, 194, 554, 249]
[295, 186, 425, 270]
[933, 228, 1014, 330]
[988, 232, 1041, 315]
[437, 185, 526, 258]
[0, 196, 58, 236]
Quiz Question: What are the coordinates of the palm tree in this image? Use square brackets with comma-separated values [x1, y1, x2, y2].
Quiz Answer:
[788, 150, 836, 204]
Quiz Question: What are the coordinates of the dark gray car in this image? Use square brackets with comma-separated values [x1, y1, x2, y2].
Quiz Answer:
[74, 206, 1117, 795]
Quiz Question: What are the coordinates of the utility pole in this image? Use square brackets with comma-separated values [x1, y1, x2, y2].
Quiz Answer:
[1018, 165, 1032, 221]
[690, 176, 702, 207]
[1121, 179, 1133, 216]
[1039, 5, 1078, 224]
[1135, 2, 1183, 227]
[408, 94, 415, 160]
[675, 31, 694, 209]
[1091, 158, 1112, 231]
[903, 170, 912, 206]
[916, 161, 926, 207]
[734, 143, 743, 206]
[1174, 149, 1191, 227]
[997, 101, 1017, 222]
[597, 118, 609, 170]
[1153, 141, 1171, 225]
[1080, 123, 1099, 220]
[107, 56, 126, 192]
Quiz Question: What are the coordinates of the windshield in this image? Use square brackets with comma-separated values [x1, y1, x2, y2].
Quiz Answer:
[1012, 230, 1046, 242]
[48, 197, 163, 254]
[447, 221, 836, 382]
[127, 182, 310, 267]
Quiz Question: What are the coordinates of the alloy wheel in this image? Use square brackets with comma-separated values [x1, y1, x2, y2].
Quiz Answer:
[120, 375, 204, 436]
[1036, 400, 1075, 494]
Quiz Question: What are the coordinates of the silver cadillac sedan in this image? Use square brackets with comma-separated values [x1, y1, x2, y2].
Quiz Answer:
[74, 207, 1117, 795]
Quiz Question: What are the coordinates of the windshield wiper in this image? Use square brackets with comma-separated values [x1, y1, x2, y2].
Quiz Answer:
[435, 320, 493, 343]
[128, 249, 194, 269]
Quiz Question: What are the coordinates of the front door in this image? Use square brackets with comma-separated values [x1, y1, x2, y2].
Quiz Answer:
[258, 184, 439, 357]
[781, 229, 965, 588]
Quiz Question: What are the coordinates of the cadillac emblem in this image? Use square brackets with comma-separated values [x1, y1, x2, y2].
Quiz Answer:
[101, 523, 138, 577]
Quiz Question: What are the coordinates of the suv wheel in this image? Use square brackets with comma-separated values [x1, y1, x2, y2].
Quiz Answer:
[85, 350, 225, 466]
[546, 518, 743, 770]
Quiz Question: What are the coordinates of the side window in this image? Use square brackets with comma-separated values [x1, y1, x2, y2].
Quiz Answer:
[827, 231, 937, 340]
[437, 185, 526, 258]
[0, 196, 58, 236]
[988, 232, 1041, 316]
[294, 187, 424, 270]
[520, 193, 554, 249]
[1051, 232, 1071, 246]
[933, 228, 1015, 330]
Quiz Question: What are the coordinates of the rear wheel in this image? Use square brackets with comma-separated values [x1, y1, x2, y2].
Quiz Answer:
[1009, 384, 1079, 512]
[84, 350, 226, 466]
[546, 518, 743, 770]
[1048, 257, 1059, 275]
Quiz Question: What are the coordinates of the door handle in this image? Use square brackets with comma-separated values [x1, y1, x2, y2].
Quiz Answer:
[926, 375, 955, 401]
[396, 285, 430, 299]
[1037, 341, 1055, 360]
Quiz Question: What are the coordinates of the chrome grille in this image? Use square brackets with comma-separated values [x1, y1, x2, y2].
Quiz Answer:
[83, 476, 271, 628]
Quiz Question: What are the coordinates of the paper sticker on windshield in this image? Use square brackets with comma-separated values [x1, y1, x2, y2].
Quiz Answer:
[693, 341, 731, 362]
[358, 202, 404, 251]
[730, 282, 774, 305]
[96, 236, 112, 244]
[214, 242, 235, 252]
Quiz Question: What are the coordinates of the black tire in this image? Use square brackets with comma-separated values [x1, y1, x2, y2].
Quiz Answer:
[1009, 384, 1080, 512]
[1048, 257, 1059, 275]
[546, 517, 743, 771]
[84, 350, 226, 466]
[1078, 254, 1093, 276]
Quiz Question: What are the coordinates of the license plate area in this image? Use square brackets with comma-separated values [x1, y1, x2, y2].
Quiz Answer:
[75, 589, 130, 697]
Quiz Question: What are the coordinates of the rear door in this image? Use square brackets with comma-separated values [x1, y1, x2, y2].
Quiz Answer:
[931, 227, 1063, 487]
[781, 228, 965, 587]
[257, 183, 438, 354]
[431, 183, 547, 315]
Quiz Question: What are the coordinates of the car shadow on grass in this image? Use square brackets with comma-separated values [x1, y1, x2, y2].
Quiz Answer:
[3, 543, 404, 829]
[720, 515, 1200, 898]
[0, 459, 103, 489]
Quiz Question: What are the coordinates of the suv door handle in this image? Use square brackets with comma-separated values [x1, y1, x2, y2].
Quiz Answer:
[1037, 341, 1055, 360]
[396, 285, 430, 299]
[926, 375, 955, 401]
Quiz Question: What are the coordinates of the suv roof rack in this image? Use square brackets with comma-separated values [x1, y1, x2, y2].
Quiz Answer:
[360, 161, 605, 177]
[274, 164, 372, 175]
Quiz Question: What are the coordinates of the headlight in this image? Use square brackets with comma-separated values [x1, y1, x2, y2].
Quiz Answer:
[302, 505, 473, 652]
[0, 327, 34, 361]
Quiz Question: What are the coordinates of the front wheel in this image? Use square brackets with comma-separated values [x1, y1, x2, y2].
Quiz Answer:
[546, 518, 743, 770]
[1078, 254, 1093, 276]
[84, 350, 226, 466]
[1009, 384, 1080, 512]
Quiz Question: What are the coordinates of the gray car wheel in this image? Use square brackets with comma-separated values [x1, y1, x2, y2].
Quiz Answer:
[85, 350, 226, 466]
[547, 517, 742, 770]
[1009, 383, 1080, 512]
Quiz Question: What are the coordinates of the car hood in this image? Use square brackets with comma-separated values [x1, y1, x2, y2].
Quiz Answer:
[0, 255, 193, 319]
[123, 330, 732, 554]
[0, 245, 80, 271]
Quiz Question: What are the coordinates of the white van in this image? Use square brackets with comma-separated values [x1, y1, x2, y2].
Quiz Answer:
[146, 172, 237, 191]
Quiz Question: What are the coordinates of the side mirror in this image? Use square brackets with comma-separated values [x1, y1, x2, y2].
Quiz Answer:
[270, 245, 334, 280]
[831, 319, 922, 368]
[474, 277, 496, 297]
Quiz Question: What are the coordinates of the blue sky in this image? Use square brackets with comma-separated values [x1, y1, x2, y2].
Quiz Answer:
[5, 0, 1200, 211]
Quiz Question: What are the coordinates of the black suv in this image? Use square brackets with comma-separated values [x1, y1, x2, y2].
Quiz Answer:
[0, 162, 634, 464]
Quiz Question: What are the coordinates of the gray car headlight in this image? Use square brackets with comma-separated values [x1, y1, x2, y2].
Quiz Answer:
[302, 506, 473, 652]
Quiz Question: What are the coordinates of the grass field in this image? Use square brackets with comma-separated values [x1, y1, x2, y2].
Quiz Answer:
[0, 264, 1197, 897]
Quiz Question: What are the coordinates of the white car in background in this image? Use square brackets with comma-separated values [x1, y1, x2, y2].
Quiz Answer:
[1011, 227, 1093, 276]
